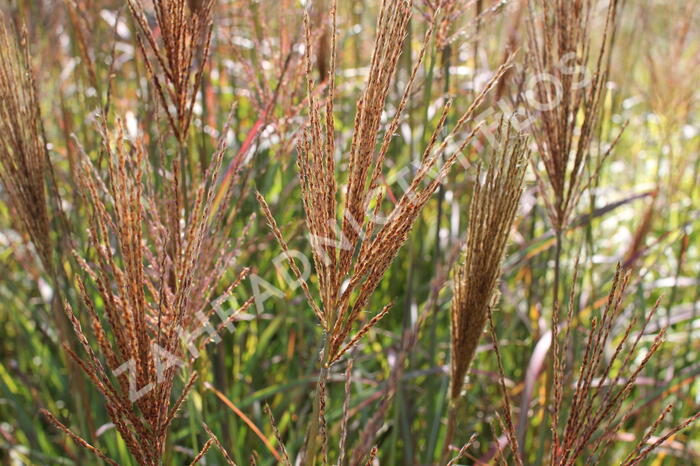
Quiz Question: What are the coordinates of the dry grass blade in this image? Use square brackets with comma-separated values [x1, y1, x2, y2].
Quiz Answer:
[205, 382, 282, 462]
[0, 16, 52, 271]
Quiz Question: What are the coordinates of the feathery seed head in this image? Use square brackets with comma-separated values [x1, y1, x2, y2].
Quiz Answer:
[0, 17, 52, 271]
[527, 0, 621, 232]
[449, 121, 529, 400]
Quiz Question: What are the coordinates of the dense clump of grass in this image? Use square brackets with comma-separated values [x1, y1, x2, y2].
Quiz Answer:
[0, 1, 698, 465]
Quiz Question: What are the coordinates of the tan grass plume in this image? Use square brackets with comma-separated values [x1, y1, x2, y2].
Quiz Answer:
[526, 0, 621, 233]
[0, 17, 52, 271]
[443, 121, 528, 457]
[449, 122, 528, 400]
[127, 0, 215, 142]
[257, 0, 513, 460]
[259, 0, 513, 368]
[42, 115, 252, 465]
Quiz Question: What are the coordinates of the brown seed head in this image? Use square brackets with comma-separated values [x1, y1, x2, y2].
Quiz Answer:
[449, 122, 529, 400]
[0, 16, 52, 270]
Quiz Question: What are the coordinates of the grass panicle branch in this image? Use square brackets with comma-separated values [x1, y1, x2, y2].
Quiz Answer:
[492, 262, 700, 465]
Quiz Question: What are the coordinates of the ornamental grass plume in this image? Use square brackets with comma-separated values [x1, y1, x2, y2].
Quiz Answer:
[442, 121, 529, 458]
[526, 0, 621, 234]
[222, 0, 313, 163]
[550, 265, 700, 465]
[126, 0, 215, 143]
[0, 17, 52, 271]
[0, 15, 98, 426]
[41, 116, 252, 465]
[259, 0, 513, 370]
[491, 263, 700, 465]
[525, 0, 624, 448]
[257, 0, 513, 462]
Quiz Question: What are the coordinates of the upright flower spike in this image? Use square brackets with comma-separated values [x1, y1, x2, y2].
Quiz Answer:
[0, 17, 52, 271]
[258, 0, 514, 368]
[443, 122, 528, 455]
[256, 0, 513, 461]
[126, 0, 216, 142]
[42, 115, 252, 465]
[526, 0, 621, 233]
